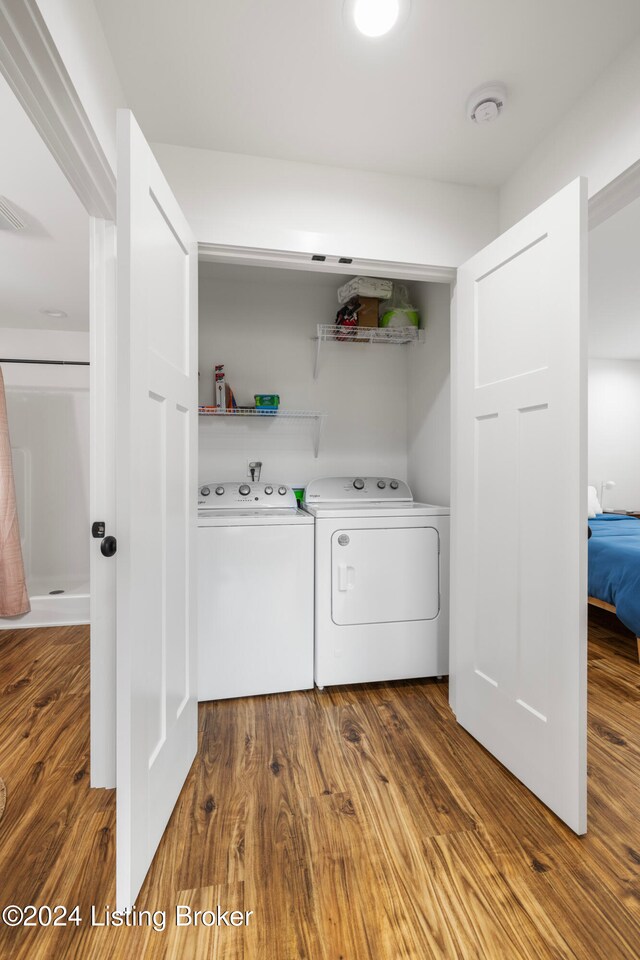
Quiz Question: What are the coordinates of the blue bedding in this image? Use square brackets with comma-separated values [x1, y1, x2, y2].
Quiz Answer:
[588, 514, 640, 636]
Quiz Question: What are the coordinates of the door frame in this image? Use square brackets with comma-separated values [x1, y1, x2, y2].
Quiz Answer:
[0, 0, 116, 219]
[588, 159, 640, 231]
[89, 219, 117, 788]
[198, 242, 456, 283]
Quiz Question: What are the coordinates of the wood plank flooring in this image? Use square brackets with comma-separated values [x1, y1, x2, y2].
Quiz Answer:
[0, 613, 639, 959]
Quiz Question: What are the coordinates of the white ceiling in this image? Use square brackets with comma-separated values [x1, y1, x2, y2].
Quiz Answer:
[94, 0, 640, 186]
[589, 194, 640, 359]
[0, 74, 88, 333]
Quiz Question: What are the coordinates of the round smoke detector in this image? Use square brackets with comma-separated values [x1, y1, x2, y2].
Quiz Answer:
[466, 83, 507, 123]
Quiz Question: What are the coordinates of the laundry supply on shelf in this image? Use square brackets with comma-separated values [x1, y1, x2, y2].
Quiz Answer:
[379, 284, 420, 329]
[214, 364, 237, 409]
[254, 394, 280, 415]
[334, 297, 360, 340]
[214, 363, 225, 408]
[337, 276, 393, 305]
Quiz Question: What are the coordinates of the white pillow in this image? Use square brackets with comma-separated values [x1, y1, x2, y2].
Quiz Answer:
[588, 485, 602, 518]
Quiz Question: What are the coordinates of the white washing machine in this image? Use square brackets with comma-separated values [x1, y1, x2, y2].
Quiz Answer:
[302, 477, 449, 688]
[197, 481, 314, 701]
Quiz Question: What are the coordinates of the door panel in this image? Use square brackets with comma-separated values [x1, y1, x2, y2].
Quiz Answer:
[116, 110, 198, 910]
[475, 236, 550, 385]
[331, 526, 439, 625]
[451, 177, 587, 834]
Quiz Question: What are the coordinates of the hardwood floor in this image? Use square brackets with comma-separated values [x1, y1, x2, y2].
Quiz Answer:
[0, 615, 639, 959]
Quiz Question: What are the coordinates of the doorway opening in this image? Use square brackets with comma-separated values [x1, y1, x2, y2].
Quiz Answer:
[0, 72, 91, 629]
[586, 190, 640, 661]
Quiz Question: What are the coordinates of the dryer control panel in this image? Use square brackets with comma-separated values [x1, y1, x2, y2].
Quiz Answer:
[303, 477, 413, 504]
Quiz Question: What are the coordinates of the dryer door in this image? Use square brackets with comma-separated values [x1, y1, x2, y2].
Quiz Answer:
[331, 526, 439, 626]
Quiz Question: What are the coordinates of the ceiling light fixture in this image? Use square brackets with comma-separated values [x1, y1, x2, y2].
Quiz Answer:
[346, 0, 409, 38]
[40, 309, 68, 319]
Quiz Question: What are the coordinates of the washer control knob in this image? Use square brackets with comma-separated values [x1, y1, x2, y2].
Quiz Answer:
[278, 486, 287, 495]
[264, 485, 273, 495]
[377, 480, 386, 489]
[390, 480, 399, 490]
[239, 484, 251, 496]
[215, 486, 225, 496]
[201, 486, 211, 497]
[353, 478, 365, 490]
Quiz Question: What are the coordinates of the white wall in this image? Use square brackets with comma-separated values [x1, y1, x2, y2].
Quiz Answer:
[35, 0, 127, 172]
[1, 328, 89, 363]
[589, 192, 640, 359]
[407, 282, 451, 506]
[589, 358, 640, 510]
[32, 3, 499, 263]
[198, 268, 412, 486]
[499, 34, 640, 230]
[154, 142, 498, 268]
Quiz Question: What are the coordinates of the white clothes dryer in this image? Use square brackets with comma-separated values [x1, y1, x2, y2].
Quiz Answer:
[302, 477, 449, 689]
[197, 481, 314, 701]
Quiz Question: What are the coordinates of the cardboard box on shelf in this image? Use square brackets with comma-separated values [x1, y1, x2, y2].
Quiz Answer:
[357, 297, 379, 329]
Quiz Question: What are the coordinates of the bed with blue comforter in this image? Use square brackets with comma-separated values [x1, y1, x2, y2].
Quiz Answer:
[588, 514, 640, 640]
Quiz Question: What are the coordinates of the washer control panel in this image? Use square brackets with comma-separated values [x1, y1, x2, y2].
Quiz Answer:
[198, 482, 297, 510]
[303, 477, 412, 504]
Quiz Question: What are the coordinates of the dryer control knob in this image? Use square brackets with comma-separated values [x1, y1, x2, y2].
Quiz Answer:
[390, 480, 399, 490]
[353, 478, 365, 490]
[215, 486, 225, 496]
[201, 486, 211, 497]
[264, 485, 273, 495]
[278, 486, 287, 495]
[377, 480, 386, 489]
[239, 484, 251, 496]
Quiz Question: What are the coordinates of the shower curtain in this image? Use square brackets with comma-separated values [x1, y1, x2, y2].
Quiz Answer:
[0, 367, 30, 617]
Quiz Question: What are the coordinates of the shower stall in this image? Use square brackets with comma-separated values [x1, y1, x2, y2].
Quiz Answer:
[1, 358, 89, 627]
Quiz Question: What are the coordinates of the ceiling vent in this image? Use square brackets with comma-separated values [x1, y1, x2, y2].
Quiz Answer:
[466, 83, 507, 124]
[0, 196, 26, 231]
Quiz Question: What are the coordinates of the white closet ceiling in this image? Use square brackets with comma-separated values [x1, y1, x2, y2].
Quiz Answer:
[589, 194, 640, 359]
[0, 75, 88, 332]
[94, 0, 640, 185]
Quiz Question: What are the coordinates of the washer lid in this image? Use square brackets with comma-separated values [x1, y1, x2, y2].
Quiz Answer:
[198, 509, 313, 526]
[302, 501, 449, 518]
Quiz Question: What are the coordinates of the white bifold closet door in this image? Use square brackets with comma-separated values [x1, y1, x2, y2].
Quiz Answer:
[451, 177, 588, 834]
[115, 109, 198, 909]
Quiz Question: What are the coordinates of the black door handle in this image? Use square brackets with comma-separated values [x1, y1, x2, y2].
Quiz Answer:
[101, 536, 117, 558]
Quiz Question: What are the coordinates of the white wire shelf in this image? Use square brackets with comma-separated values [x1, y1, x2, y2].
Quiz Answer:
[198, 408, 327, 458]
[198, 408, 323, 419]
[312, 323, 423, 378]
[315, 323, 421, 344]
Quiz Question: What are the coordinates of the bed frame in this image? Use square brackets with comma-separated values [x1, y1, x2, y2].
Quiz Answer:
[588, 596, 640, 662]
